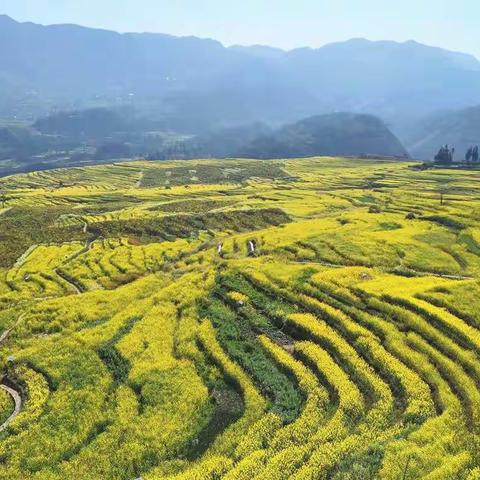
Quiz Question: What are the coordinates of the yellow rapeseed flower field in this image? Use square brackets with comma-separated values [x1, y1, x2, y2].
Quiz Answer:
[0, 156, 479, 479]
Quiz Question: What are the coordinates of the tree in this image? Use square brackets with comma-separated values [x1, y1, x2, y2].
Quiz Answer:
[473, 146, 479, 163]
[466, 146, 473, 163]
[434, 145, 453, 165]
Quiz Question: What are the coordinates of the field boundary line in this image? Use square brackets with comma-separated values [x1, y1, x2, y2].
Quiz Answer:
[291, 261, 477, 280]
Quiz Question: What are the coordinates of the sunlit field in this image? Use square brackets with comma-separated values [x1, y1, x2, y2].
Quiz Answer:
[1, 156, 480, 479]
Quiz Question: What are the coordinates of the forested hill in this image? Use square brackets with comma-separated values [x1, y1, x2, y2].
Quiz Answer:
[235, 113, 409, 159]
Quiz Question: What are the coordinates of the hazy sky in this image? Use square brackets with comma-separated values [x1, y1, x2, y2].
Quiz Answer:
[2, 0, 479, 57]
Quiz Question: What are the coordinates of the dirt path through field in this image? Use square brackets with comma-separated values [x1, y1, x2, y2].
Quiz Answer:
[0, 384, 21, 432]
[0, 313, 25, 347]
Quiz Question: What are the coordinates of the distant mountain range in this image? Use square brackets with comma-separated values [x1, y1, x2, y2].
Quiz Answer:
[1, 14, 480, 137]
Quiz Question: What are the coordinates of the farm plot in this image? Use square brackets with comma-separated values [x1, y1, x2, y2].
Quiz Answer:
[0, 156, 479, 479]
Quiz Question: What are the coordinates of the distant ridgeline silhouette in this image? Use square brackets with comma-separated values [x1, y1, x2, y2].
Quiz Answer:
[1, 14, 480, 135]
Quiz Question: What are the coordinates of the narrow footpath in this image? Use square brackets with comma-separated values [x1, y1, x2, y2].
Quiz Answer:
[0, 384, 21, 432]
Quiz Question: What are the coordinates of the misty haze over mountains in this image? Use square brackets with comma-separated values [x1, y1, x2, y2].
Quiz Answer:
[1, 14, 480, 168]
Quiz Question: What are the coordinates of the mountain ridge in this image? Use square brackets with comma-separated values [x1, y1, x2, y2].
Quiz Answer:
[1, 14, 480, 135]
[1, 14, 479, 62]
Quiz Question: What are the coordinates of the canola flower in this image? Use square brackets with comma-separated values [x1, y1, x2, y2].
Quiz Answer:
[0, 156, 479, 479]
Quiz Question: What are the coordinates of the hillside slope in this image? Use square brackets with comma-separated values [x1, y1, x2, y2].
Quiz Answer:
[237, 113, 409, 158]
[1, 157, 480, 478]
[405, 106, 480, 160]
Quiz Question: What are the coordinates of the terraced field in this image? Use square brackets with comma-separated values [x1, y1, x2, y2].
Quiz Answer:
[0, 157, 480, 479]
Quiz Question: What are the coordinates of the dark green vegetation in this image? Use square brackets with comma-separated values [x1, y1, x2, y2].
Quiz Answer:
[140, 162, 293, 187]
[148, 199, 234, 214]
[201, 273, 302, 423]
[97, 315, 142, 384]
[89, 208, 291, 243]
[0, 207, 85, 268]
[237, 113, 409, 159]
